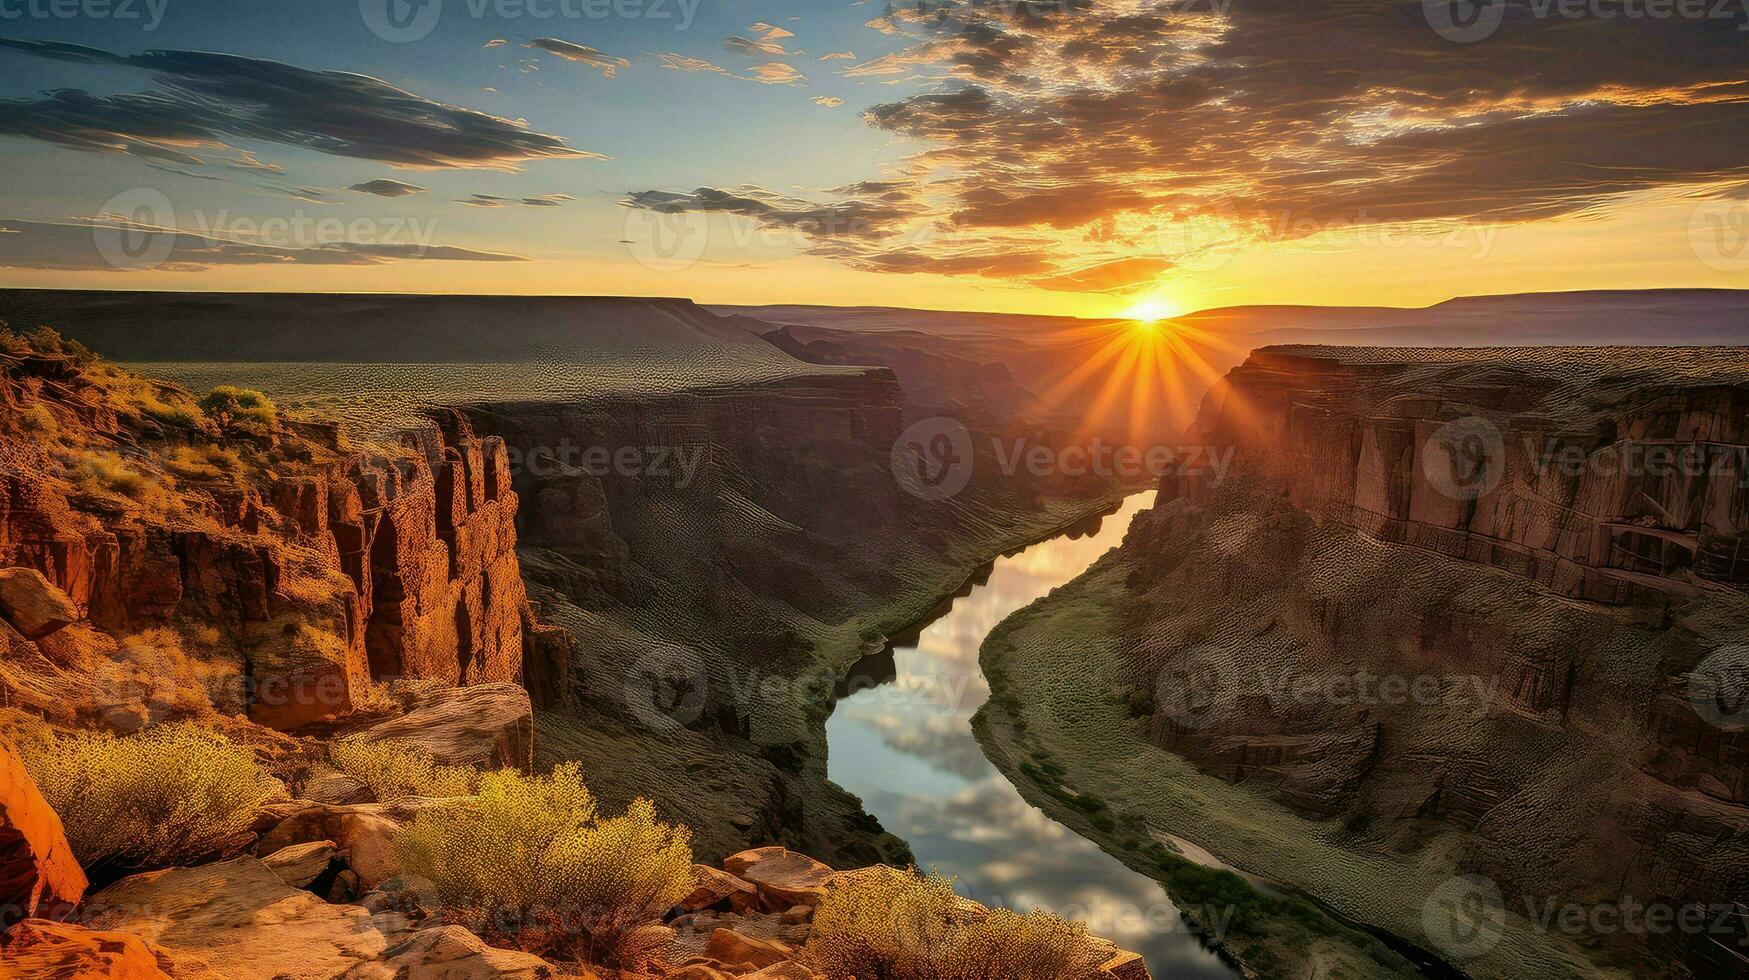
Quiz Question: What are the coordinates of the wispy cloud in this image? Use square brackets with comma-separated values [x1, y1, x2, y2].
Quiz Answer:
[527, 37, 630, 78]
[0, 37, 598, 172]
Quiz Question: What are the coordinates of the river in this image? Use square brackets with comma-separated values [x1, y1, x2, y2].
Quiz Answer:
[826, 491, 1233, 978]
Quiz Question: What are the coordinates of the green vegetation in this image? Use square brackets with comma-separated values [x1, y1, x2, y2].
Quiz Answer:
[328, 737, 478, 802]
[20, 723, 284, 872]
[199, 385, 277, 433]
[396, 762, 693, 970]
[804, 867, 1110, 980]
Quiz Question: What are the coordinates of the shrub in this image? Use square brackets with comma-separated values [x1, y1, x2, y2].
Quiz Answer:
[804, 868, 1110, 980]
[199, 386, 277, 432]
[328, 737, 477, 802]
[69, 451, 183, 516]
[395, 762, 693, 970]
[20, 723, 285, 873]
[163, 444, 244, 483]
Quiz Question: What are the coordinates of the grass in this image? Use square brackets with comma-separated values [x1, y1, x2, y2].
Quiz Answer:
[803, 867, 1111, 980]
[164, 444, 245, 483]
[328, 737, 478, 801]
[199, 385, 278, 434]
[19, 723, 285, 874]
[396, 762, 694, 971]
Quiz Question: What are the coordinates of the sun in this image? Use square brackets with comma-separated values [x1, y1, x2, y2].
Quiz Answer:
[1119, 297, 1177, 323]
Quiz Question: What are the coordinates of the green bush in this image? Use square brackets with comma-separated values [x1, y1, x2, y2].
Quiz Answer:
[21, 723, 285, 872]
[328, 737, 477, 801]
[395, 762, 693, 970]
[199, 386, 277, 432]
[804, 867, 1110, 980]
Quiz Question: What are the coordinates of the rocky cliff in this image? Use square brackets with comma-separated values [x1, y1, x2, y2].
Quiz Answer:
[975, 347, 1749, 979]
[0, 336, 529, 732]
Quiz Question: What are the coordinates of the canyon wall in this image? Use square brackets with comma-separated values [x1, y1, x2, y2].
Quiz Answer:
[1174, 347, 1749, 602]
[0, 347, 527, 731]
[1132, 347, 1749, 975]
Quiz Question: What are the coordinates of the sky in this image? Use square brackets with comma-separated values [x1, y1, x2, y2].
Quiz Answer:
[0, 0, 1745, 317]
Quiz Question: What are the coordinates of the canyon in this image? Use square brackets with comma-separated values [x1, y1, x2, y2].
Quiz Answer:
[976, 346, 1749, 979]
[4, 289, 1749, 979]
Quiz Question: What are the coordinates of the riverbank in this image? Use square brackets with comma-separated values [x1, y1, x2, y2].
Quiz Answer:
[972, 541, 1428, 980]
[827, 491, 1233, 979]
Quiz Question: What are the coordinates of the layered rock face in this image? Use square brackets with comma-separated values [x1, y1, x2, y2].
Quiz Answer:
[1175, 346, 1749, 602]
[0, 346, 527, 730]
[476, 367, 1126, 867]
[1108, 347, 1749, 976]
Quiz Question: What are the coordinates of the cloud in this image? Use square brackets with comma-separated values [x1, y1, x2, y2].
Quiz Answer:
[0, 36, 599, 171]
[527, 38, 630, 78]
[459, 193, 574, 207]
[819, 51, 856, 61]
[655, 52, 804, 86]
[0, 215, 527, 271]
[625, 186, 916, 239]
[723, 35, 788, 57]
[812, 96, 845, 108]
[349, 179, 427, 197]
[661, 0, 1749, 294]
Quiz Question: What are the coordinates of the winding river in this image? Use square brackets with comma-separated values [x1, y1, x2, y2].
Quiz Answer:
[827, 491, 1233, 979]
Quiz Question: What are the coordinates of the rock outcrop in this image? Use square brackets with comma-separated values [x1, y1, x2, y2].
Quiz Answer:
[0, 918, 178, 979]
[355, 682, 533, 770]
[85, 856, 389, 979]
[0, 736, 85, 926]
[0, 568, 77, 640]
[1174, 346, 1749, 603]
[0, 344, 537, 731]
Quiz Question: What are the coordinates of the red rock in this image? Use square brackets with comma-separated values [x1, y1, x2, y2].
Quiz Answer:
[1100, 950, 1152, 980]
[0, 737, 86, 924]
[682, 864, 759, 913]
[703, 927, 792, 970]
[0, 566, 78, 639]
[256, 804, 402, 891]
[0, 918, 177, 979]
[722, 848, 834, 910]
[356, 682, 532, 771]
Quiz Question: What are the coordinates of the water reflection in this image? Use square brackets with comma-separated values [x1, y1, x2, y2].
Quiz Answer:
[826, 491, 1232, 979]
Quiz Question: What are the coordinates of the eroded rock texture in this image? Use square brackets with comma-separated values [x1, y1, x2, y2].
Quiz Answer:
[0, 349, 530, 730]
[1118, 347, 1749, 976]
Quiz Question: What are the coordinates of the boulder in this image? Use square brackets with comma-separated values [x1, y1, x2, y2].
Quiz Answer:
[744, 963, 823, 980]
[339, 925, 558, 979]
[703, 927, 792, 970]
[1099, 950, 1153, 980]
[0, 918, 177, 979]
[0, 567, 78, 640]
[262, 839, 336, 888]
[682, 864, 758, 913]
[85, 856, 388, 979]
[722, 847, 834, 910]
[256, 803, 403, 890]
[0, 736, 86, 924]
[358, 683, 532, 771]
